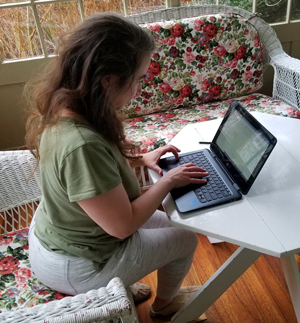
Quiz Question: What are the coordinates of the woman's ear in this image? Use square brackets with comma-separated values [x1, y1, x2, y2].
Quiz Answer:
[101, 75, 118, 90]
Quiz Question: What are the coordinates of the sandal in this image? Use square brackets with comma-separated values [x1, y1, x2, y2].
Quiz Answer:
[130, 282, 151, 303]
[150, 285, 206, 321]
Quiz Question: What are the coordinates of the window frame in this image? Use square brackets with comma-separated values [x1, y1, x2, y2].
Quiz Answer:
[0, 0, 299, 86]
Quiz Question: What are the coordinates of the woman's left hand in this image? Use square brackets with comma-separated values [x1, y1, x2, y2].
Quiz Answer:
[142, 145, 181, 175]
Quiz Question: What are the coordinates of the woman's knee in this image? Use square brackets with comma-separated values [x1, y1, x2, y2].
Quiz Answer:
[183, 230, 198, 253]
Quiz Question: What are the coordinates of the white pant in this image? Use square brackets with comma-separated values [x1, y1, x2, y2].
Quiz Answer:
[29, 210, 198, 299]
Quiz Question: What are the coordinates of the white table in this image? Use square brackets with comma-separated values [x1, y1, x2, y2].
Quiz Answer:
[149, 112, 300, 323]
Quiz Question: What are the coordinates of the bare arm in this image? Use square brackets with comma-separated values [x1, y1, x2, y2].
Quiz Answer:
[128, 145, 180, 172]
[77, 163, 208, 239]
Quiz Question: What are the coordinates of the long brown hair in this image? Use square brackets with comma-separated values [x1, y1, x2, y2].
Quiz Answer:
[25, 12, 155, 162]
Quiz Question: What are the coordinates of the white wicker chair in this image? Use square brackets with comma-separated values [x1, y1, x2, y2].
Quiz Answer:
[126, 4, 300, 111]
[0, 150, 138, 323]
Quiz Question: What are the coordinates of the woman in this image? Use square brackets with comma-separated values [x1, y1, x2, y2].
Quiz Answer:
[26, 12, 208, 317]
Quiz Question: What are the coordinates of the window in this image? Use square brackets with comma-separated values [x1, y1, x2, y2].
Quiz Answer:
[0, 0, 299, 62]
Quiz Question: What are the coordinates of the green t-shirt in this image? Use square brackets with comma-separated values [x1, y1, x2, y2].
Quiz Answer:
[34, 118, 141, 271]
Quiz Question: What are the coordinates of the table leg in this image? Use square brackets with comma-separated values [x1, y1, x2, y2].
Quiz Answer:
[280, 255, 300, 322]
[171, 247, 261, 323]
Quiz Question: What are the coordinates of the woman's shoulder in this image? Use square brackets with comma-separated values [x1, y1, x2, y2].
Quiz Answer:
[56, 117, 109, 146]
[41, 117, 115, 162]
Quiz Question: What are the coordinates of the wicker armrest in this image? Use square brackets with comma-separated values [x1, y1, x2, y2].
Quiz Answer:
[271, 54, 300, 110]
[0, 277, 136, 323]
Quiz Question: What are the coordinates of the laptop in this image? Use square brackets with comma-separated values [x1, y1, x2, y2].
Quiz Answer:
[159, 101, 277, 213]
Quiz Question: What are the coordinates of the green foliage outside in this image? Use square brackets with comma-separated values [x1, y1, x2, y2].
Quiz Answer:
[1, 0, 299, 61]
[219, 0, 300, 23]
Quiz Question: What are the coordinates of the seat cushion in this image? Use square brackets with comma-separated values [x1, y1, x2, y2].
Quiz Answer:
[0, 228, 68, 313]
[123, 93, 300, 153]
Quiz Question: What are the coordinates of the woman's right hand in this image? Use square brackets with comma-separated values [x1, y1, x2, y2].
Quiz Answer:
[163, 163, 209, 190]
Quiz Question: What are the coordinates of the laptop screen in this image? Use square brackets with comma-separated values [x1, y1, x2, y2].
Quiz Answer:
[211, 101, 277, 194]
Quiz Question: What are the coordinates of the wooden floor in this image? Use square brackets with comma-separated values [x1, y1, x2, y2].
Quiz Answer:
[135, 233, 300, 323]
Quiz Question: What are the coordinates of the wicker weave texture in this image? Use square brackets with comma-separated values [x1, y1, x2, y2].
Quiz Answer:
[0, 150, 41, 211]
[0, 150, 41, 233]
[0, 277, 136, 323]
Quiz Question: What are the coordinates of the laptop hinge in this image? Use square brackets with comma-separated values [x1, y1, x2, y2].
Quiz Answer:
[233, 182, 241, 192]
[212, 154, 241, 192]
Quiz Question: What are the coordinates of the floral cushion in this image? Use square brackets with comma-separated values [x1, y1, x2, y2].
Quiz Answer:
[121, 13, 263, 118]
[0, 228, 68, 313]
[124, 93, 300, 153]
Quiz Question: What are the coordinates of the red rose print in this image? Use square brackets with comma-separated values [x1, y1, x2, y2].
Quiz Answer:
[15, 267, 32, 279]
[196, 56, 208, 64]
[135, 106, 141, 112]
[149, 62, 161, 76]
[201, 79, 211, 91]
[183, 51, 195, 63]
[203, 24, 217, 37]
[159, 82, 172, 94]
[169, 46, 180, 58]
[0, 255, 20, 275]
[170, 23, 185, 37]
[153, 53, 160, 60]
[140, 145, 148, 153]
[53, 292, 65, 300]
[230, 69, 240, 79]
[179, 85, 192, 98]
[168, 36, 176, 46]
[146, 93, 153, 99]
[214, 45, 227, 57]
[0, 235, 13, 246]
[198, 116, 210, 122]
[38, 290, 51, 295]
[234, 46, 247, 60]
[209, 85, 222, 97]
[131, 117, 144, 123]
[230, 59, 238, 68]
[203, 93, 215, 103]
[246, 95, 256, 101]
[194, 18, 206, 31]
[254, 34, 260, 47]
[198, 33, 210, 46]
[142, 138, 157, 146]
[148, 24, 161, 32]
[145, 71, 154, 83]
[191, 37, 198, 44]
[175, 96, 183, 105]
[163, 113, 176, 120]
[253, 70, 262, 78]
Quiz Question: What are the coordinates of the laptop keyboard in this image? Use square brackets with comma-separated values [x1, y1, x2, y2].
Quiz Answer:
[178, 151, 232, 203]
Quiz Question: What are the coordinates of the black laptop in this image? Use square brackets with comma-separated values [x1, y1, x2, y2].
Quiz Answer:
[159, 101, 277, 213]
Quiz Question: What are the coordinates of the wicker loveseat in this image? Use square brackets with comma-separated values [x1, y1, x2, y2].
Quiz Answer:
[0, 150, 138, 322]
[122, 4, 300, 188]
